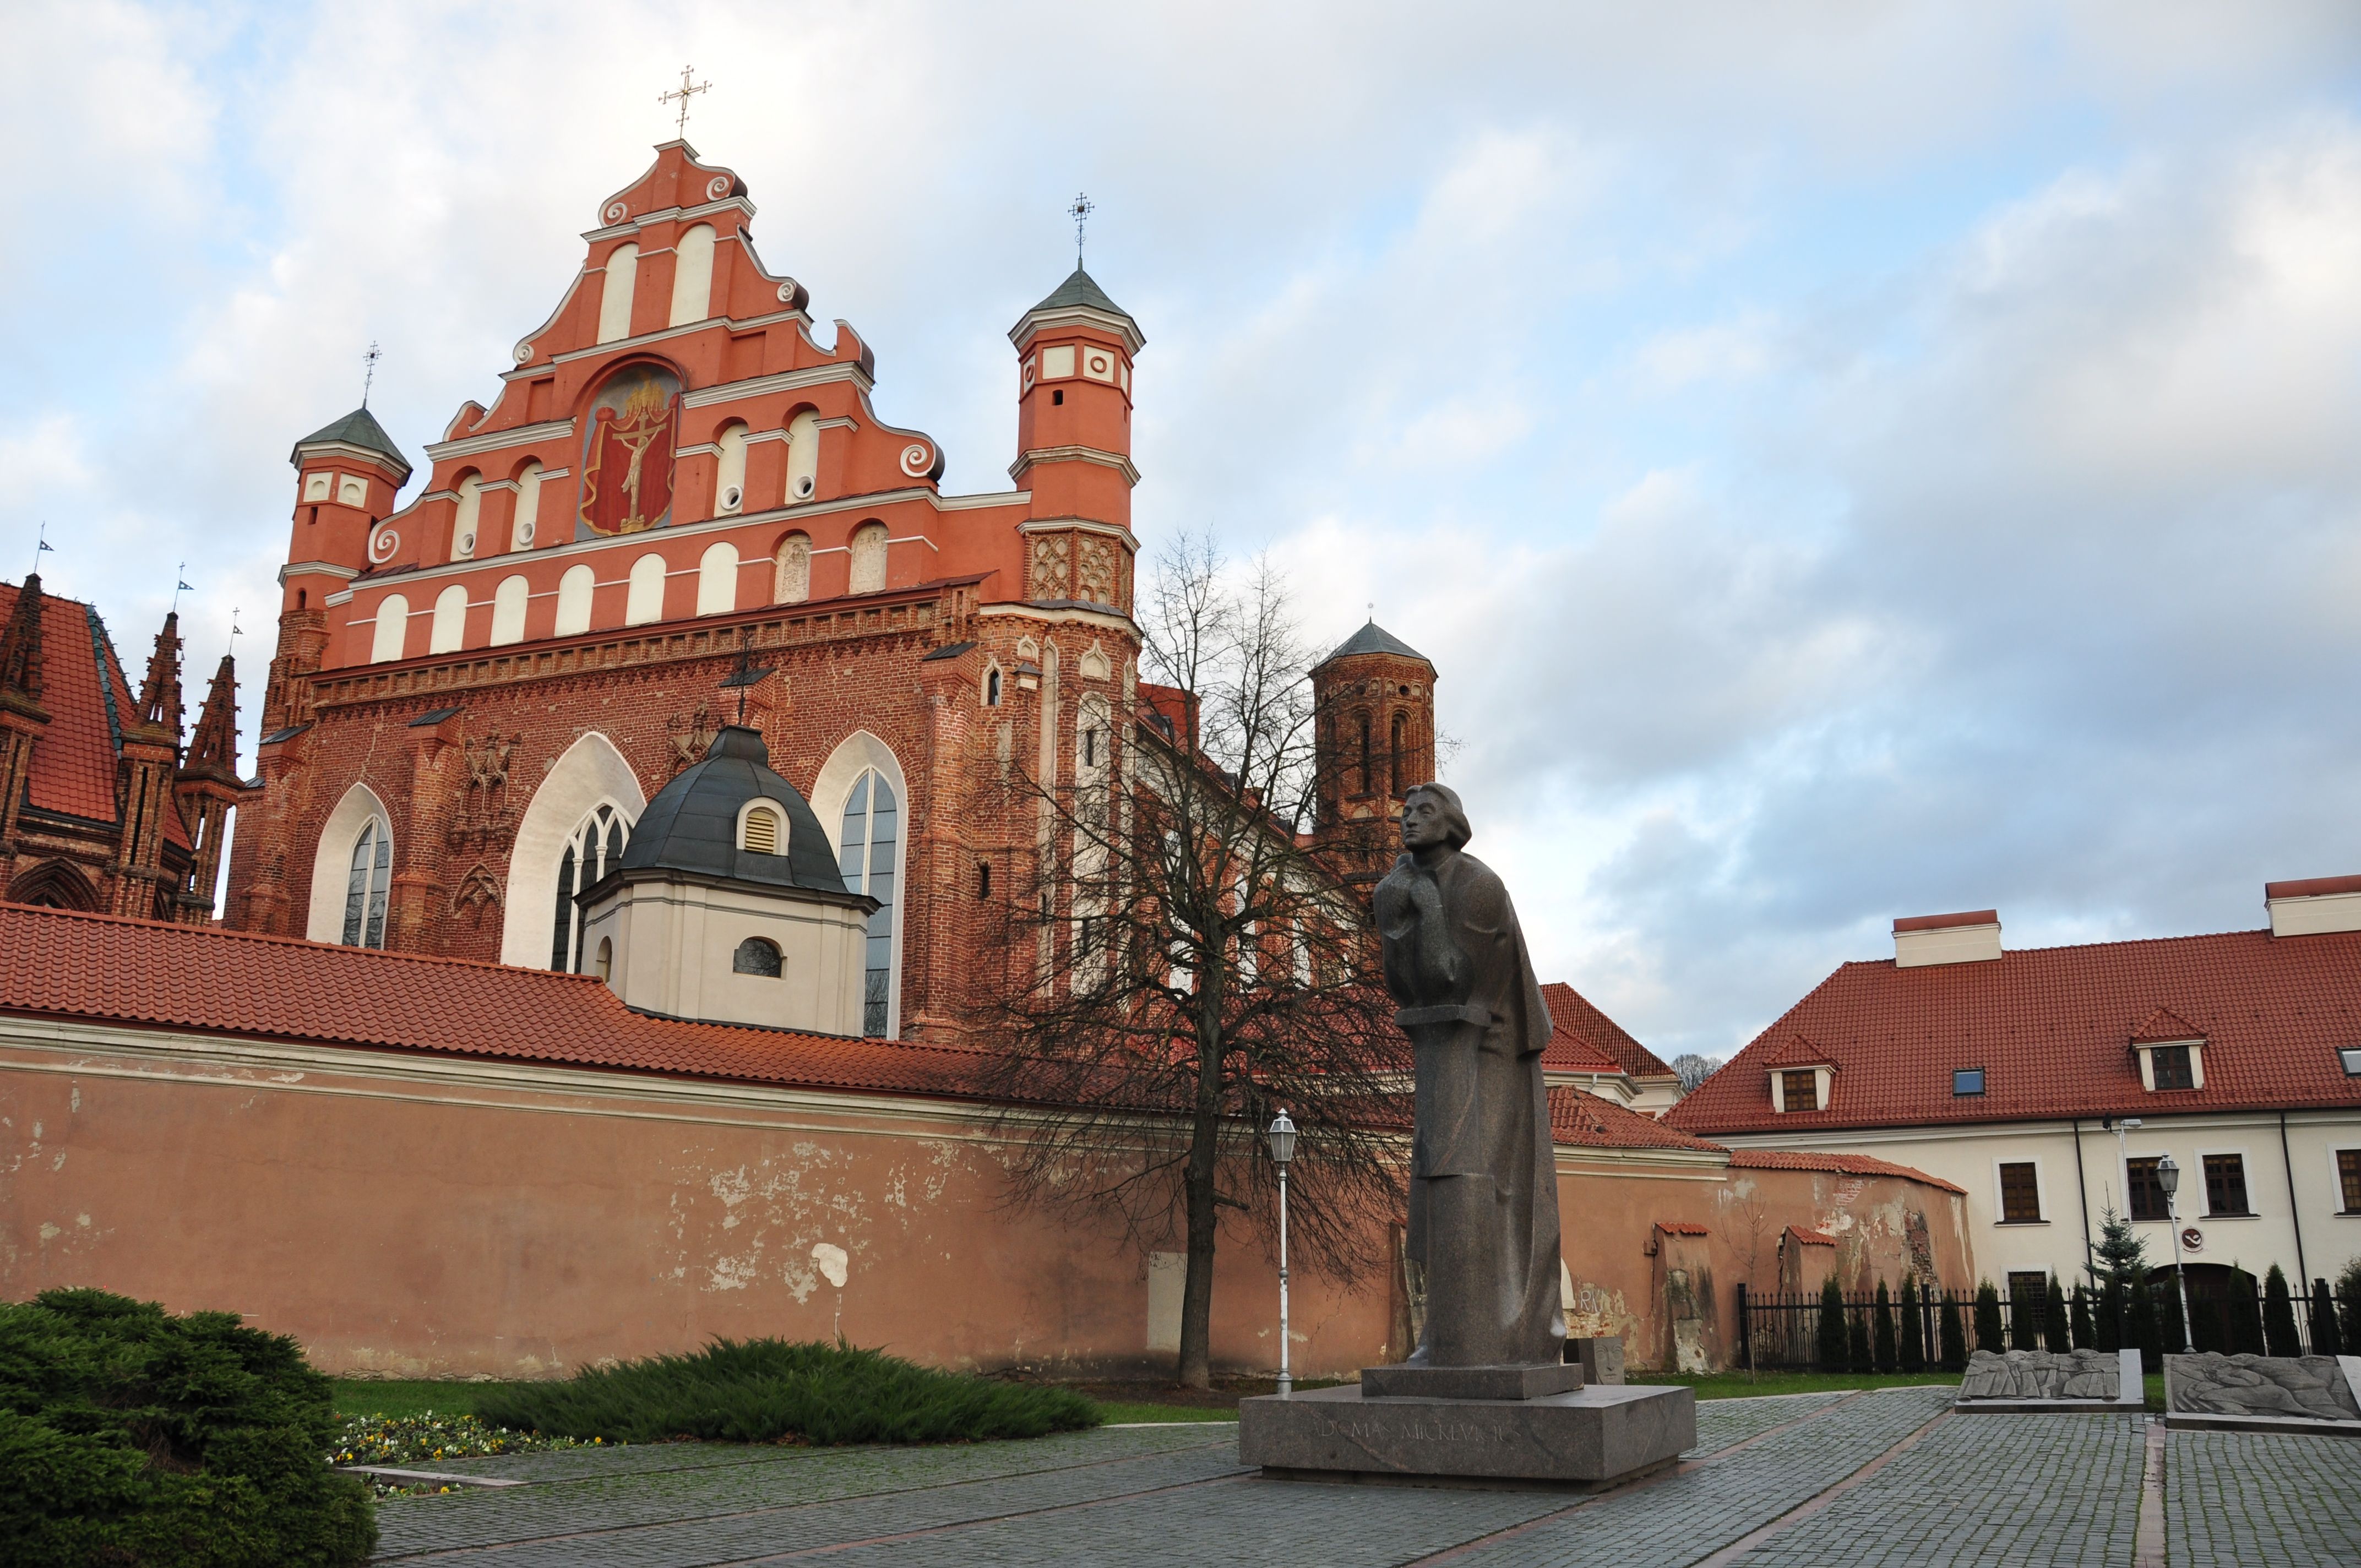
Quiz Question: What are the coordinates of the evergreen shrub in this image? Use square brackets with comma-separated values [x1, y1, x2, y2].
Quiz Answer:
[1973, 1281, 2004, 1354]
[0, 1287, 374, 1567]
[1938, 1290, 1968, 1371]
[2339, 1258, 2361, 1351]
[1816, 1277, 1848, 1373]
[2226, 1267, 2266, 1357]
[2311, 1277, 2343, 1358]
[2262, 1265, 2302, 1358]
[2044, 1273, 2071, 1351]
[1872, 1280, 1897, 1373]
[475, 1338, 1100, 1446]
[1897, 1277, 1925, 1374]
[1847, 1309, 1873, 1374]
[2147, 1280, 2178, 1369]
[2010, 1278, 2041, 1351]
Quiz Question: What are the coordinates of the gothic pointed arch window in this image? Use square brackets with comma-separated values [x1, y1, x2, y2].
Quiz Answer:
[550, 803, 628, 972]
[836, 770, 899, 1036]
[342, 819, 393, 948]
[1356, 711, 1373, 798]
[1389, 710, 1408, 797]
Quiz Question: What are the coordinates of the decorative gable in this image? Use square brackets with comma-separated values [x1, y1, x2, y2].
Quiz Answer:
[1761, 1035, 1836, 1113]
[2128, 1006, 2206, 1092]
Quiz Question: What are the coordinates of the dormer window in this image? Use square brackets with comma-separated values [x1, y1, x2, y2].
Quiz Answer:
[742, 805, 781, 855]
[1778, 1069, 1819, 1110]
[2150, 1043, 2195, 1091]
[2129, 1008, 2206, 1092]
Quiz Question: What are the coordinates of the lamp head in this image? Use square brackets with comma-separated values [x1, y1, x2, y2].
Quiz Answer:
[1266, 1109, 1298, 1168]
[2120, 1118, 2142, 1132]
[2155, 1152, 2179, 1196]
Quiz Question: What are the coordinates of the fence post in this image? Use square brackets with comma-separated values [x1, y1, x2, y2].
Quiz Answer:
[1737, 1282, 1752, 1372]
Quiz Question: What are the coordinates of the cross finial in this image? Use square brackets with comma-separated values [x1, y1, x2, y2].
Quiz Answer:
[229, 608, 242, 655]
[361, 341, 382, 408]
[1068, 192, 1095, 268]
[660, 66, 710, 137]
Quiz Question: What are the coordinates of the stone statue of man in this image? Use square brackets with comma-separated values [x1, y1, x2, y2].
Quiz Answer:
[1374, 783, 1567, 1368]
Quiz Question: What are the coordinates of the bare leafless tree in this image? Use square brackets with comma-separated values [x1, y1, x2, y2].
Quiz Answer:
[977, 536, 1407, 1387]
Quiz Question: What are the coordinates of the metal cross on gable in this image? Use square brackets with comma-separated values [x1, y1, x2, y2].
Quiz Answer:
[362, 341, 382, 408]
[660, 66, 711, 137]
[1069, 192, 1095, 267]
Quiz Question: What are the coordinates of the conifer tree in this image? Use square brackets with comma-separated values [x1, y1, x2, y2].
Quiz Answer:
[2070, 1284, 2096, 1353]
[1848, 1304, 1873, 1374]
[2044, 1273, 2071, 1351]
[2227, 1266, 2266, 1356]
[2340, 1259, 2361, 1350]
[1973, 1281, 2004, 1353]
[2088, 1205, 2150, 1365]
[1898, 1276, 1926, 1373]
[1939, 1289, 1968, 1371]
[1817, 1276, 1847, 1373]
[2145, 1278, 2175, 1366]
[2310, 1277, 2342, 1357]
[1873, 1278, 1898, 1373]
[2262, 1264, 2302, 1357]
[2009, 1277, 2041, 1351]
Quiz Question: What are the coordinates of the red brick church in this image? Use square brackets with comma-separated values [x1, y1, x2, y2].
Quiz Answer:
[212, 138, 1439, 1041]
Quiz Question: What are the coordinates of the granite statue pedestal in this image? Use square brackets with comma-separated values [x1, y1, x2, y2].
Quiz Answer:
[1238, 1367, 1695, 1490]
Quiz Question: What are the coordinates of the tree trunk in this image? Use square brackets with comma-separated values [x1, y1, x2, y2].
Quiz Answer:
[1175, 1008, 1224, 1389]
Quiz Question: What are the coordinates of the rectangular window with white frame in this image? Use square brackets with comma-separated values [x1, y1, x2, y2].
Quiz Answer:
[2338, 1148, 2361, 1216]
[1995, 1160, 2044, 1224]
[2196, 1148, 2253, 1217]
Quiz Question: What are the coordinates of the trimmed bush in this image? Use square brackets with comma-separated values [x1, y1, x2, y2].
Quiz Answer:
[2092, 1280, 2122, 1353]
[475, 1339, 1100, 1447]
[0, 1287, 374, 1567]
[2339, 1258, 2361, 1350]
[1973, 1281, 2004, 1354]
[2043, 1274, 2071, 1352]
[2261, 1265, 2301, 1358]
[2311, 1278, 2344, 1358]
[1816, 1277, 1848, 1374]
[1846, 1306, 1873, 1374]
[1897, 1276, 1925, 1374]
[2226, 1267, 2266, 1357]
[1872, 1280, 1897, 1373]
[1939, 1290, 1968, 1371]
[2147, 1280, 2178, 1369]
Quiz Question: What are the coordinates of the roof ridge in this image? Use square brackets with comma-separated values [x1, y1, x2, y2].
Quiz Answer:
[0, 901, 624, 982]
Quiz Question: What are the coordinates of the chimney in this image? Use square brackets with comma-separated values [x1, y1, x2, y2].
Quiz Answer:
[1893, 909, 2001, 968]
[2264, 875, 2361, 937]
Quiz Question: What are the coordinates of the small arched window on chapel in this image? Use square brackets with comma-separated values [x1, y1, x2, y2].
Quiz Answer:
[341, 819, 391, 949]
[984, 665, 1002, 707]
[733, 937, 782, 978]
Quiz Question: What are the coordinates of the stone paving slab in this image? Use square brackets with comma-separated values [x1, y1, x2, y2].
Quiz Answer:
[366, 1386, 2359, 1567]
[2168, 1428, 2361, 1568]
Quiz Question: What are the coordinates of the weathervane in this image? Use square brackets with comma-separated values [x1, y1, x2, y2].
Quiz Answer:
[362, 341, 382, 409]
[660, 66, 711, 137]
[32, 521, 53, 576]
[172, 564, 192, 616]
[1068, 192, 1095, 268]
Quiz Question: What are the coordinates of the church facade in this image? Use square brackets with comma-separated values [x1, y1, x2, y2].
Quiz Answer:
[221, 140, 1292, 1043]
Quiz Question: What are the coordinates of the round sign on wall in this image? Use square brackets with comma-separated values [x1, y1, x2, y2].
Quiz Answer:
[2180, 1227, 2204, 1254]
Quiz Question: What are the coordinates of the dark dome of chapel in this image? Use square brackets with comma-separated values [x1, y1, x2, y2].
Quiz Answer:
[618, 727, 852, 895]
[1316, 619, 1432, 670]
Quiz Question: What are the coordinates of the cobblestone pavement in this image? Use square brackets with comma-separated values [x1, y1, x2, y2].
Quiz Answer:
[2168, 1428, 2361, 1568]
[369, 1390, 2361, 1566]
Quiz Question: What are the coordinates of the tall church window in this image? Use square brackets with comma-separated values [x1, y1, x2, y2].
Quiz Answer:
[848, 522, 888, 595]
[837, 770, 899, 1036]
[624, 553, 667, 625]
[774, 533, 811, 605]
[341, 820, 391, 949]
[550, 803, 627, 972]
[1356, 712, 1373, 797]
[696, 542, 739, 616]
[1389, 711, 1407, 797]
[554, 564, 595, 636]
[668, 224, 716, 325]
[597, 242, 638, 344]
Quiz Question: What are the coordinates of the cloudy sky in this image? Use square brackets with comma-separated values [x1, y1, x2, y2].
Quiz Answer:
[9, 2, 2361, 1059]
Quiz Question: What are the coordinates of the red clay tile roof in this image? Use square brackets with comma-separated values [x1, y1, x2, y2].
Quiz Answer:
[1540, 1025, 1622, 1074]
[0, 902, 994, 1098]
[1655, 1221, 1711, 1236]
[0, 584, 189, 848]
[1785, 1226, 1837, 1246]
[1893, 909, 1998, 933]
[1667, 928, 2361, 1137]
[1759, 1035, 1835, 1069]
[1541, 982, 1674, 1079]
[2128, 1006, 2203, 1044]
[1728, 1148, 1966, 1195]
[1548, 1087, 1725, 1152]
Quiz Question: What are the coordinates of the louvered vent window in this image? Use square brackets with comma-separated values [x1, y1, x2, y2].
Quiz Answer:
[743, 807, 780, 854]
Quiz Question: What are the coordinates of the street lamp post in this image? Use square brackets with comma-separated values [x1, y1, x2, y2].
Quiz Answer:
[1267, 1109, 1297, 1397]
[2109, 1118, 2141, 1349]
[2157, 1153, 2195, 1353]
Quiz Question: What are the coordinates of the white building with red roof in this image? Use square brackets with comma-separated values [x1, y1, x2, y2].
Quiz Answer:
[1667, 888, 2361, 1316]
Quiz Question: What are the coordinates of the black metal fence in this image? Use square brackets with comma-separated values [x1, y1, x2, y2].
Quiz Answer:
[1733, 1277, 2348, 1373]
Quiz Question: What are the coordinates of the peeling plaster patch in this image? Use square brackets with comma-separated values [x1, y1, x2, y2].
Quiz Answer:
[811, 1242, 848, 1288]
[75, 1214, 89, 1228]
[51, 1151, 66, 1170]
[38, 1222, 60, 1241]
[785, 1260, 820, 1304]
[708, 1254, 759, 1291]
[68, 1087, 78, 1112]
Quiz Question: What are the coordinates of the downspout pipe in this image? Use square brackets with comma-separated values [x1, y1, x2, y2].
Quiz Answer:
[2281, 1109, 2309, 1289]
[2072, 1117, 2093, 1279]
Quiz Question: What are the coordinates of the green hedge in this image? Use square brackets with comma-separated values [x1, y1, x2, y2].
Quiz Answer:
[476, 1338, 1100, 1446]
[0, 1288, 373, 1567]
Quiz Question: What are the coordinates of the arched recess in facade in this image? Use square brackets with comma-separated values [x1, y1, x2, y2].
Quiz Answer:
[306, 782, 395, 945]
[809, 730, 908, 1038]
[7, 858, 100, 911]
[501, 732, 646, 969]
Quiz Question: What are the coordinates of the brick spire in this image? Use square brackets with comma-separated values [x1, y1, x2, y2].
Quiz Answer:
[132, 611, 184, 743]
[172, 651, 245, 924]
[181, 654, 240, 786]
[0, 571, 43, 709]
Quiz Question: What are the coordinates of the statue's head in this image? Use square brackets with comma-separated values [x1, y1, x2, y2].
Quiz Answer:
[1399, 782, 1471, 852]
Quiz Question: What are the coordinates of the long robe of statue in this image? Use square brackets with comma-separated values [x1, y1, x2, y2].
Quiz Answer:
[1374, 783, 1568, 1368]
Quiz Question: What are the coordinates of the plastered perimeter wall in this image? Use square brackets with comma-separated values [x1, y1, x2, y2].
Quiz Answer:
[0, 1022, 1389, 1380]
[1553, 1154, 1974, 1374]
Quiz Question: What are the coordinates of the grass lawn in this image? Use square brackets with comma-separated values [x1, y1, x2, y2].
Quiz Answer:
[333, 1378, 510, 1420]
